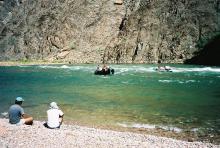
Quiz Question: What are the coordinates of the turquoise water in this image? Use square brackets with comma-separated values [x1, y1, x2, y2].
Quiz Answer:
[0, 64, 220, 135]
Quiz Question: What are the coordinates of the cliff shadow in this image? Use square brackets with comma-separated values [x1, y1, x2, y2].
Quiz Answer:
[184, 35, 220, 66]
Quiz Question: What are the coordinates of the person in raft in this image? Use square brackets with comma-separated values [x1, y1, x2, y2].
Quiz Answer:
[8, 97, 33, 125]
[44, 102, 64, 129]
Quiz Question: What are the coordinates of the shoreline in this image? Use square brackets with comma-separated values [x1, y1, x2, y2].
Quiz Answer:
[0, 61, 67, 66]
[0, 118, 219, 148]
[0, 61, 182, 66]
[53, 119, 220, 145]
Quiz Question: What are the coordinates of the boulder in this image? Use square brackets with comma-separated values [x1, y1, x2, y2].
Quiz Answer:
[114, 0, 123, 5]
[57, 51, 70, 59]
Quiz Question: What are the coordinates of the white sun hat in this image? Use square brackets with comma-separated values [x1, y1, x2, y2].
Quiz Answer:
[50, 102, 59, 109]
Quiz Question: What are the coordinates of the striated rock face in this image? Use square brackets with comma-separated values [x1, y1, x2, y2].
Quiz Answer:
[0, 0, 219, 64]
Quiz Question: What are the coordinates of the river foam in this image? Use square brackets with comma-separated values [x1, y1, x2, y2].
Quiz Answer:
[117, 122, 182, 133]
[32, 65, 220, 74]
[158, 79, 197, 84]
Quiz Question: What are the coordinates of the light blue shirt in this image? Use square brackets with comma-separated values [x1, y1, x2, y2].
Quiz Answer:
[8, 104, 24, 124]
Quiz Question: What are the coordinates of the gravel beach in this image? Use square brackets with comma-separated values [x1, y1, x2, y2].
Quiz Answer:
[0, 119, 219, 148]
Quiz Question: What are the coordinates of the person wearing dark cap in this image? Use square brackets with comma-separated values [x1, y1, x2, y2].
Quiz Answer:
[44, 102, 64, 129]
[8, 97, 33, 125]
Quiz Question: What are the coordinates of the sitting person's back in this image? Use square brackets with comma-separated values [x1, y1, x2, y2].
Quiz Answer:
[44, 102, 64, 129]
[9, 103, 24, 124]
[8, 97, 33, 125]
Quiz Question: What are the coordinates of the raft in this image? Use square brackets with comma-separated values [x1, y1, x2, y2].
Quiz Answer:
[94, 68, 115, 75]
[155, 68, 172, 72]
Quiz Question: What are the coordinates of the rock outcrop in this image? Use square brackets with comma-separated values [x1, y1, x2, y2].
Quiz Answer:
[185, 34, 220, 66]
[0, 0, 219, 64]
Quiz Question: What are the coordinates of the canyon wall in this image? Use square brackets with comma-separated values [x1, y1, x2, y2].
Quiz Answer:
[0, 0, 219, 64]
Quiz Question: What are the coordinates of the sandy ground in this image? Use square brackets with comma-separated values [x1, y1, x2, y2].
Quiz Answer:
[0, 119, 219, 148]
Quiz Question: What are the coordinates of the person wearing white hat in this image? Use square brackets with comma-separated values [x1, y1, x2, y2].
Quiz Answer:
[8, 97, 33, 125]
[44, 102, 64, 129]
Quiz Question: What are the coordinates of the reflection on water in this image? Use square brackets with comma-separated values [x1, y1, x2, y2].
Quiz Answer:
[0, 64, 220, 140]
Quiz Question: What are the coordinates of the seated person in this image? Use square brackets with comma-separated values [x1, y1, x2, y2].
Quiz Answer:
[157, 66, 165, 71]
[102, 64, 109, 71]
[44, 102, 64, 129]
[96, 65, 102, 71]
[8, 97, 33, 125]
[164, 66, 171, 70]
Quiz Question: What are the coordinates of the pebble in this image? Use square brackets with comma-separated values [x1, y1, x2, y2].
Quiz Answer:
[0, 119, 219, 148]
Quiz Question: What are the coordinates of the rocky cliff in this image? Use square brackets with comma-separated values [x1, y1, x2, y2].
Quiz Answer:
[0, 0, 219, 64]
